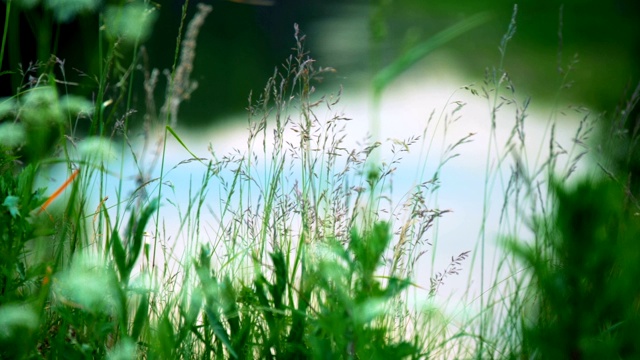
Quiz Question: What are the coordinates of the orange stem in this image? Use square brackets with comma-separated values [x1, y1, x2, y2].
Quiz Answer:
[38, 168, 80, 214]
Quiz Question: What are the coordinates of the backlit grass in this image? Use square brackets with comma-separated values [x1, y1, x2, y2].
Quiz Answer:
[1, 2, 639, 359]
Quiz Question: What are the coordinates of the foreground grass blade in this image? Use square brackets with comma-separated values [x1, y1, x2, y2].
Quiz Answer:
[111, 229, 127, 281]
[130, 197, 159, 270]
[111, 198, 158, 283]
[131, 290, 150, 340]
[203, 304, 238, 359]
[166, 125, 208, 166]
[220, 277, 240, 340]
[269, 251, 287, 312]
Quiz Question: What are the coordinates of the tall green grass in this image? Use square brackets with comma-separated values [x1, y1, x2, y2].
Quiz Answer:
[1, 1, 639, 359]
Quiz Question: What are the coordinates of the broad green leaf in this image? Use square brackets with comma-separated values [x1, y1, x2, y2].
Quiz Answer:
[269, 251, 287, 311]
[111, 229, 127, 282]
[52, 254, 119, 315]
[44, 0, 100, 23]
[220, 277, 240, 338]
[156, 313, 176, 357]
[2, 195, 20, 218]
[253, 276, 275, 327]
[0, 303, 39, 336]
[106, 337, 136, 360]
[349, 222, 391, 278]
[104, 2, 158, 43]
[203, 304, 238, 359]
[131, 291, 150, 340]
[128, 198, 159, 275]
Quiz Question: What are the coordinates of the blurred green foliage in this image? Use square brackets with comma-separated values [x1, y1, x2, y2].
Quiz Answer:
[513, 179, 640, 359]
[370, 0, 639, 110]
[2, 1, 637, 127]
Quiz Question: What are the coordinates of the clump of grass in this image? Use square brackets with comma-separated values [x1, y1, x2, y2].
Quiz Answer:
[504, 79, 640, 359]
[2, 1, 638, 359]
[168, 22, 471, 357]
[512, 179, 640, 359]
[0, 2, 472, 358]
[453, 5, 640, 359]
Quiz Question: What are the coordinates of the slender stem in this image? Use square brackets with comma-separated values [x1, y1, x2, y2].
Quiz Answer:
[152, 0, 190, 279]
[0, 0, 10, 72]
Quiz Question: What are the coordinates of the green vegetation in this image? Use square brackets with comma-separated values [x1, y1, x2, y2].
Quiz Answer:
[1, 1, 639, 359]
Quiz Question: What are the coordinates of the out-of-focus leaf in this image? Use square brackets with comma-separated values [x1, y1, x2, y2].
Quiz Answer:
[2, 195, 20, 217]
[104, 2, 158, 43]
[203, 304, 238, 359]
[111, 230, 127, 281]
[128, 198, 158, 276]
[373, 12, 492, 94]
[0, 123, 26, 149]
[106, 337, 136, 360]
[44, 0, 101, 23]
[52, 254, 119, 315]
[131, 291, 149, 340]
[0, 304, 39, 337]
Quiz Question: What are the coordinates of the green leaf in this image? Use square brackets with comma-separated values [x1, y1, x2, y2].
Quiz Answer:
[131, 291, 150, 340]
[349, 222, 392, 278]
[127, 198, 159, 275]
[104, 2, 158, 43]
[254, 275, 275, 327]
[44, 0, 101, 23]
[203, 304, 238, 359]
[177, 291, 202, 343]
[269, 251, 287, 311]
[111, 230, 128, 282]
[382, 276, 411, 298]
[2, 195, 20, 217]
[156, 312, 176, 357]
[220, 277, 240, 339]
[0, 123, 26, 149]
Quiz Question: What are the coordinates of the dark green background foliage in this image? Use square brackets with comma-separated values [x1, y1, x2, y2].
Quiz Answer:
[0, 165, 43, 304]
[2, 0, 638, 127]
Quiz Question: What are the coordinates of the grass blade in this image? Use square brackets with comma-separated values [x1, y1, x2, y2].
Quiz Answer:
[111, 229, 128, 281]
[128, 197, 159, 274]
[166, 125, 208, 166]
[131, 290, 150, 340]
[203, 304, 238, 359]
